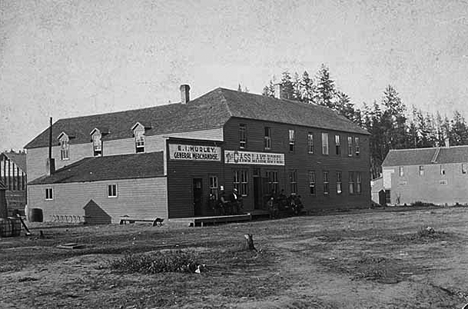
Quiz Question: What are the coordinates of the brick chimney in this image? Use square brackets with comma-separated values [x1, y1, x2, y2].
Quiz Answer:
[274, 83, 285, 99]
[180, 84, 190, 104]
[46, 117, 55, 176]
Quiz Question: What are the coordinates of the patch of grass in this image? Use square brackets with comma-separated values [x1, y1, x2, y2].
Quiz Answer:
[108, 250, 201, 274]
[390, 226, 454, 243]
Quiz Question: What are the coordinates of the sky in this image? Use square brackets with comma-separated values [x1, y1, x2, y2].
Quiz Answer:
[1, 0, 468, 151]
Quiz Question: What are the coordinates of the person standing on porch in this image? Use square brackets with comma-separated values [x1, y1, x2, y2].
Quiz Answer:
[229, 188, 240, 214]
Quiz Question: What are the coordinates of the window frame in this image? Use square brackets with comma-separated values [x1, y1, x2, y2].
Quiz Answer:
[233, 169, 249, 197]
[60, 139, 69, 161]
[309, 170, 316, 195]
[323, 171, 329, 195]
[440, 165, 445, 175]
[209, 175, 219, 200]
[462, 163, 468, 174]
[354, 137, 360, 156]
[321, 133, 329, 155]
[356, 172, 362, 194]
[335, 135, 341, 155]
[347, 136, 353, 157]
[92, 132, 103, 157]
[266, 170, 279, 196]
[399, 166, 404, 177]
[264, 127, 271, 150]
[349, 171, 355, 195]
[336, 171, 342, 194]
[289, 129, 295, 152]
[419, 165, 424, 176]
[239, 124, 247, 149]
[307, 133, 314, 154]
[45, 188, 53, 200]
[108, 184, 118, 198]
[289, 169, 297, 195]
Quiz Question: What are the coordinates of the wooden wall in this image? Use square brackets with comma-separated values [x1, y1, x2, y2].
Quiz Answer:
[27, 177, 168, 224]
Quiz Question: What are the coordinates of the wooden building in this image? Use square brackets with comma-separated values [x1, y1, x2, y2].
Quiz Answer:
[0, 151, 27, 215]
[25, 85, 370, 223]
[382, 145, 468, 206]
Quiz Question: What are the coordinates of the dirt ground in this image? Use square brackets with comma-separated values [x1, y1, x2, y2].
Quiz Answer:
[1, 206, 468, 309]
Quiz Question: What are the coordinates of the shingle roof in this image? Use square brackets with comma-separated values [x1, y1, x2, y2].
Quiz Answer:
[25, 87, 368, 149]
[1, 151, 27, 172]
[28, 152, 164, 185]
[382, 146, 468, 167]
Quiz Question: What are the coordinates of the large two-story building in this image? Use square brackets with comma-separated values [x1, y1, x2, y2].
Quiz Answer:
[25, 85, 370, 224]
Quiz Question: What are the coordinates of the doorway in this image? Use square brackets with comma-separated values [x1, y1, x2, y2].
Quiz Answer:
[193, 178, 203, 216]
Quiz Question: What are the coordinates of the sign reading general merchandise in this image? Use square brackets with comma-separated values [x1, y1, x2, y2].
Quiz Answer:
[224, 150, 285, 166]
[169, 144, 222, 161]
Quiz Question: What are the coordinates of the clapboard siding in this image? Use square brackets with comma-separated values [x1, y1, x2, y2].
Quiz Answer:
[28, 177, 168, 223]
[27, 128, 223, 182]
[223, 118, 371, 210]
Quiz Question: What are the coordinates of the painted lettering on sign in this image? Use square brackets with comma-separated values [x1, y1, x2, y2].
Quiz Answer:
[224, 150, 285, 166]
[169, 144, 222, 161]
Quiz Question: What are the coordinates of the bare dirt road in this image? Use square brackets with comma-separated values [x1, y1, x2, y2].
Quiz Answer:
[1, 206, 468, 308]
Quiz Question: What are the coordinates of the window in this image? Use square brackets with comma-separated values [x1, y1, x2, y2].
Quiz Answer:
[264, 127, 271, 150]
[108, 184, 117, 198]
[92, 133, 102, 157]
[355, 137, 360, 156]
[239, 124, 246, 149]
[322, 133, 329, 155]
[356, 172, 362, 194]
[266, 170, 278, 196]
[347, 136, 353, 156]
[440, 165, 445, 175]
[399, 166, 404, 177]
[323, 171, 329, 195]
[336, 171, 342, 194]
[349, 171, 355, 194]
[307, 133, 314, 154]
[419, 166, 424, 176]
[45, 188, 53, 200]
[289, 129, 295, 152]
[209, 175, 219, 199]
[309, 171, 316, 195]
[134, 130, 145, 153]
[60, 139, 69, 160]
[289, 170, 297, 195]
[463, 163, 468, 174]
[335, 135, 341, 155]
[233, 169, 248, 196]
[385, 190, 391, 204]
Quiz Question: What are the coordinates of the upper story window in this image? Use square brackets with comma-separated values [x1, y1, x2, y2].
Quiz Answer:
[264, 127, 271, 150]
[308, 133, 314, 154]
[108, 184, 118, 198]
[347, 136, 353, 156]
[419, 165, 424, 176]
[399, 166, 404, 177]
[462, 163, 468, 174]
[132, 123, 146, 153]
[335, 135, 341, 155]
[45, 188, 53, 200]
[289, 129, 295, 152]
[239, 124, 246, 149]
[91, 129, 102, 157]
[440, 165, 445, 175]
[321, 133, 329, 155]
[58, 133, 70, 161]
[355, 137, 360, 156]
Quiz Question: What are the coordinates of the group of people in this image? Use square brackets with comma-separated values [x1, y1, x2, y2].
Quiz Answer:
[209, 188, 243, 216]
[267, 190, 304, 219]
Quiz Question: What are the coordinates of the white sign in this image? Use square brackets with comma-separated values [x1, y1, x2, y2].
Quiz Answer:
[224, 150, 285, 166]
[169, 144, 222, 161]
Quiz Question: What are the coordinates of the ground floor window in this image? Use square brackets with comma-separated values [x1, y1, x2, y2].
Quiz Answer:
[336, 171, 342, 194]
[108, 184, 118, 198]
[385, 190, 391, 204]
[323, 171, 329, 195]
[209, 175, 219, 199]
[289, 169, 297, 195]
[233, 169, 248, 196]
[45, 188, 53, 200]
[308, 171, 316, 195]
[266, 170, 279, 196]
[349, 172, 355, 194]
[356, 172, 362, 194]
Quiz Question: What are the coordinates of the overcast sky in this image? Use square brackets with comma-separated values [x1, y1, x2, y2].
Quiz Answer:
[1, 0, 468, 150]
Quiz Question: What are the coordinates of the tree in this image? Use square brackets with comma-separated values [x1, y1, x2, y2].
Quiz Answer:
[315, 64, 336, 109]
[300, 71, 315, 104]
[381, 85, 407, 150]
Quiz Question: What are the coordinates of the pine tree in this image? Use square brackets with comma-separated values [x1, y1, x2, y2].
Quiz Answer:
[315, 64, 336, 109]
[300, 71, 315, 104]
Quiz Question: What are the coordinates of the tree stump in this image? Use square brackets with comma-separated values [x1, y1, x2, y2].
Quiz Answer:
[244, 234, 257, 251]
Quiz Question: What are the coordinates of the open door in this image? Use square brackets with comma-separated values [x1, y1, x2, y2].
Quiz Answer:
[193, 178, 203, 216]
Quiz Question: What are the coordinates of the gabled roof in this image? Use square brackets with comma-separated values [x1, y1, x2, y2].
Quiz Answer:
[29, 152, 164, 185]
[25, 87, 368, 149]
[1, 151, 27, 172]
[382, 145, 468, 167]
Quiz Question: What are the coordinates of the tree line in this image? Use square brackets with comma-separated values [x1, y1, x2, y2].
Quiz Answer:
[261, 65, 468, 179]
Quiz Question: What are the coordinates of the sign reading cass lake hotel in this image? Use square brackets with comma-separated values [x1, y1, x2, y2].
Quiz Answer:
[224, 150, 285, 166]
[169, 144, 222, 161]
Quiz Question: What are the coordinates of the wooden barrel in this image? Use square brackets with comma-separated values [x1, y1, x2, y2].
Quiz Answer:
[30, 208, 43, 222]
[8, 217, 21, 237]
[0, 218, 12, 237]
